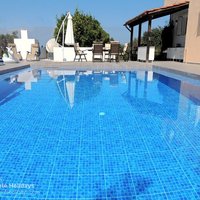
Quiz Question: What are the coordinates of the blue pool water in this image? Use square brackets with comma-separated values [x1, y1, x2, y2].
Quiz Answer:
[0, 68, 200, 199]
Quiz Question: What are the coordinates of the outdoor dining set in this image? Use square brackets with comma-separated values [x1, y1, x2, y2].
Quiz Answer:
[74, 41, 129, 62]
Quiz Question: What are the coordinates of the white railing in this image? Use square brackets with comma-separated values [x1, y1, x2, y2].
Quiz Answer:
[137, 46, 155, 62]
[167, 48, 184, 61]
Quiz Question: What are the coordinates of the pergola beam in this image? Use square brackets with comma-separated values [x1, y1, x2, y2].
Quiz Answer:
[124, 2, 189, 28]
[138, 23, 142, 47]
[124, 1, 189, 62]
[146, 18, 152, 62]
[130, 27, 134, 61]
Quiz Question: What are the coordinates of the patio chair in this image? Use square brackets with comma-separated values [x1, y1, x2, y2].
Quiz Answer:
[104, 43, 111, 61]
[7, 43, 22, 61]
[26, 43, 40, 61]
[109, 71, 119, 86]
[92, 43, 103, 62]
[105, 41, 120, 62]
[74, 43, 87, 62]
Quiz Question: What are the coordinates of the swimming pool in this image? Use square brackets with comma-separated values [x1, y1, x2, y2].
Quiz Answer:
[0, 68, 200, 199]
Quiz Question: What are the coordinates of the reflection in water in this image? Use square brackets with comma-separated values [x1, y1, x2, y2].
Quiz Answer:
[46, 69, 200, 122]
[17, 70, 41, 90]
[55, 70, 76, 109]
[50, 70, 126, 109]
[109, 71, 119, 86]
[1, 69, 200, 132]
[125, 71, 200, 142]
[0, 69, 41, 105]
[0, 78, 22, 105]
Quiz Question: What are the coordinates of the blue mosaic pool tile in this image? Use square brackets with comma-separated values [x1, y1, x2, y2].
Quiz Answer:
[183, 167, 200, 189]
[124, 138, 147, 154]
[107, 196, 134, 200]
[137, 193, 168, 200]
[127, 153, 155, 173]
[150, 150, 181, 170]
[37, 126, 61, 140]
[166, 189, 199, 200]
[26, 155, 55, 174]
[103, 139, 125, 156]
[80, 140, 102, 156]
[188, 134, 200, 147]
[59, 127, 82, 141]
[0, 138, 14, 154]
[33, 138, 59, 155]
[79, 155, 104, 175]
[0, 152, 31, 173]
[104, 155, 129, 174]
[57, 140, 80, 156]
[132, 171, 165, 196]
[100, 123, 121, 132]
[77, 174, 106, 199]
[105, 173, 135, 199]
[144, 137, 171, 152]
[44, 117, 65, 130]
[174, 147, 200, 168]
[0, 152, 7, 163]
[121, 125, 143, 138]
[195, 187, 200, 199]
[117, 112, 136, 125]
[9, 138, 36, 154]
[82, 127, 100, 137]
[1, 70, 200, 199]
[47, 174, 78, 199]
[157, 168, 193, 193]
[102, 131, 123, 144]
[53, 155, 79, 175]
[15, 173, 50, 199]
[0, 172, 23, 198]
[82, 113, 100, 124]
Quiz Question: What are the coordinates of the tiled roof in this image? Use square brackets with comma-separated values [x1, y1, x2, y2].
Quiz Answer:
[124, 1, 189, 27]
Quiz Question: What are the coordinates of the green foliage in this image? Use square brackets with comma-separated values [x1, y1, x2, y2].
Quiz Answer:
[54, 9, 110, 47]
[142, 27, 163, 50]
[142, 27, 164, 59]
[128, 23, 174, 60]
[0, 31, 18, 57]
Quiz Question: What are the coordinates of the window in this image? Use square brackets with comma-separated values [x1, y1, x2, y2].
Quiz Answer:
[177, 16, 183, 36]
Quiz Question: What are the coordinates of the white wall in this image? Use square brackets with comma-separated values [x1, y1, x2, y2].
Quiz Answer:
[14, 38, 36, 60]
[53, 47, 103, 62]
[184, 0, 200, 63]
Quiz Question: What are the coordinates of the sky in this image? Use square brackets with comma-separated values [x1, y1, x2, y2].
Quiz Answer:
[0, 0, 169, 46]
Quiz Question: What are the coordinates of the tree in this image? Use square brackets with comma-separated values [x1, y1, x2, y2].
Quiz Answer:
[54, 9, 110, 47]
[142, 27, 163, 50]
[0, 31, 18, 57]
[142, 27, 163, 59]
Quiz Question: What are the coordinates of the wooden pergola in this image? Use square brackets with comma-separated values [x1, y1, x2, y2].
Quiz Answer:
[124, 2, 189, 61]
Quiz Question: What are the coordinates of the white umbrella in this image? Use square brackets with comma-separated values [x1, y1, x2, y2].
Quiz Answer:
[46, 38, 60, 53]
[65, 12, 75, 46]
[66, 81, 75, 108]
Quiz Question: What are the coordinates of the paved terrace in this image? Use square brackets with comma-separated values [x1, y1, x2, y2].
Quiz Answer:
[0, 60, 200, 76]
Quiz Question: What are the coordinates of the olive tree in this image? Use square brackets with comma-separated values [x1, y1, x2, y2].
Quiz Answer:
[54, 9, 110, 46]
[0, 31, 18, 57]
